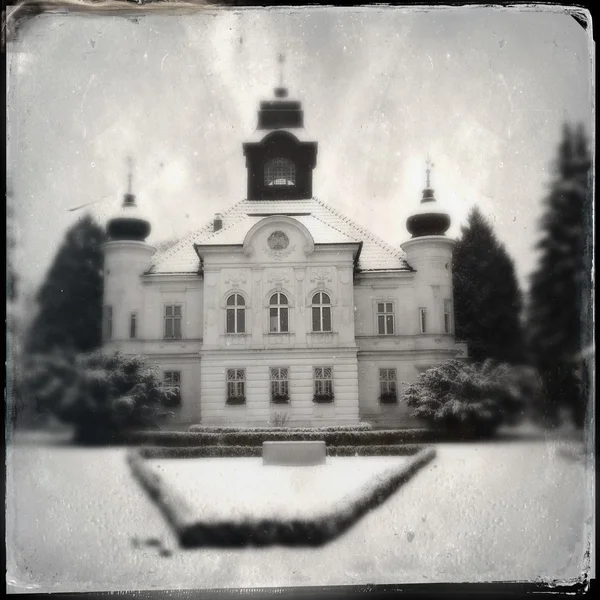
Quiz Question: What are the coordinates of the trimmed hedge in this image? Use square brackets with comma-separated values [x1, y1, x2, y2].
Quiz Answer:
[139, 446, 262, 459]
[127, 446, 436, 548]
[327, 444, 425, 457]
[123, 428, 438, 447]
[137, 444, 428, 459]
[188, 423, 373, 433]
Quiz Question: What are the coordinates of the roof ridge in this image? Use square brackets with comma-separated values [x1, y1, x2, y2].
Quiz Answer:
[313, 197, 405, 259]
[152, 200, 245, 266]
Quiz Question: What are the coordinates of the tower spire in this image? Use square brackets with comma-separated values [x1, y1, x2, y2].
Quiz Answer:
[274, 52, 288, 98]
[278, 52, 285, 87]
[127, 156, 133, 194]
[425, 155, 434, 189]
[123, 155, 137, 208]
[405, 153, 450, 238]
[107, 155, 151, 241]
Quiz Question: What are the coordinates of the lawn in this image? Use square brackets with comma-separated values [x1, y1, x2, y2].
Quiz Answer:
[148, 456, 412, 522]
[6, 432, 592, 593]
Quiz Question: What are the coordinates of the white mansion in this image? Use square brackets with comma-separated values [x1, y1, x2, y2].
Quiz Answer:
[101, 82, 461, 427]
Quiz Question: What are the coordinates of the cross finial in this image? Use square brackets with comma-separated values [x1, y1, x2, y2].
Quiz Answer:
[278, 52, 285, 87]
[127, 156, 134, 194]
[426, 155, 434, 188]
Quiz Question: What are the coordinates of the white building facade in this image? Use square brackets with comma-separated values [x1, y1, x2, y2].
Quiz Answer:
[102, 84, 460, 427]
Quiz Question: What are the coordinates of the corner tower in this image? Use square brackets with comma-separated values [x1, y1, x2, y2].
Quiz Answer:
[401, 160, 456, 341]
[102, 158, 155, 346]
[242, 55, 318, 200]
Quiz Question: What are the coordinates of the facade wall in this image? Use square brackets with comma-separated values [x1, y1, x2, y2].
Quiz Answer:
[200, 349, 359, 426]
[102, 224, 460, 427]
[357, 355, 423, 427]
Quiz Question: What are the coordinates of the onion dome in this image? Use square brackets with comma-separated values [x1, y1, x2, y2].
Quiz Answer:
[406, 158, 451, 238]
[106, 158, 151, 242]
[256, 53, 305, 130]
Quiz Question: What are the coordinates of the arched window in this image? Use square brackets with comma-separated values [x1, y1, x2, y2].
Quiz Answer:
[311, 292, 332, 332]
[264, 158, 296, 187]
[269, 293, 289, 333]
[226, 294, 246, 334]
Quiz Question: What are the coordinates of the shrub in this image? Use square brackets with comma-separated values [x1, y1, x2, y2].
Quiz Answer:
[122, 428, 435, 447]
[22, 350, 178, 444]
[404, 359, 534, 438]
[271, 412, 290, 427]
[189, 423, 373, 433]
[135, 444, 428, 459]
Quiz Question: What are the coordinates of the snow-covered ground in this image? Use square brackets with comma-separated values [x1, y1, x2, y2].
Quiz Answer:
[150, 456, 409, 522]
[6, 434, 593, 593]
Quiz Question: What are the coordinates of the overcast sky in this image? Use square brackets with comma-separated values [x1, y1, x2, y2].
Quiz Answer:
[7, 4, 593, 296]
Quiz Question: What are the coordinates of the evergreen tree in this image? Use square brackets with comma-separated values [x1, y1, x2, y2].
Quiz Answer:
[7, 184, 18, 303]
[527, 123, 592, 428]
[452, 206, 524, 364]
[26, 214, 107, 355]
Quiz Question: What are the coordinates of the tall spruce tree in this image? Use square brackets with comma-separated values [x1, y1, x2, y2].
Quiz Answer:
[26, 214, 107, 355]
[452, 206, 524, 364]
[527, 123, 592, 428]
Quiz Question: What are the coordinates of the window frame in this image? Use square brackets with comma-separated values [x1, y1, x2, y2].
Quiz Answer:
[163, 370, 182, 407]
[264, 158, 296, 187]
[269, 292, 290, 334]
[103, 305, 113, 341]
[226, 368, 246, 404]
[379, 368, 398, 403]
[226, 293, 246, 335]
[311, 292, 333, 333]
[376, 301, 395, 335]
[419, 307, 427, 334]
[164, 304, 183, 340]
[129, 312, 138, 339]
[270, 367, 290, 403]
[313, 366, 334, 403]
[444, 299, 453, 334]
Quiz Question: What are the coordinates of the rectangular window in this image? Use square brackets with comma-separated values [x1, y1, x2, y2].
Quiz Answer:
[164, 305, 182, 339]
[226, 369, 246, 404]
[444, 299, 452, 334]
[164, 370, 181, 390]
[377, 302, 395, 335]
[163, 371, 181, 407]
[379, 368, 398, 403]
[130, 312, 137, 339]
[103, 306, 113, 341]
[313, 367, 334, 402]
[419, 307, 427, 334]
[270, 368, 290, 403]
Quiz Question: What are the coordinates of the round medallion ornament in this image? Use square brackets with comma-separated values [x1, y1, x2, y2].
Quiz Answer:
[268, 231, 289, 251]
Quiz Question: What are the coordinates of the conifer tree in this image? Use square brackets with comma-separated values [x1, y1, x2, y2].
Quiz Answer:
[26, 214, 107, 355]
[452, 207, 524, 364]
[527, 123, 592, 428]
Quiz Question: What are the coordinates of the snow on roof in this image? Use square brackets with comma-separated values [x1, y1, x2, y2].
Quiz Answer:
[149, 197, 410, 274]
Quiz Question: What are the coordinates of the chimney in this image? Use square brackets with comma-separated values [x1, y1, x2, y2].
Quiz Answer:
[213, 213, 223, 232]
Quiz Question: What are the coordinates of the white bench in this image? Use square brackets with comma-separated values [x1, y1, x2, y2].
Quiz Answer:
[262, 441, 326, 466]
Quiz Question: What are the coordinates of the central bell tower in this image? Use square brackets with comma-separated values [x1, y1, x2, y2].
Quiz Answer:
[242, 54, 318, 201]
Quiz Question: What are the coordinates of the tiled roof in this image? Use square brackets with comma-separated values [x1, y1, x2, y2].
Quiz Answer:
[149, 197, 410, 274]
